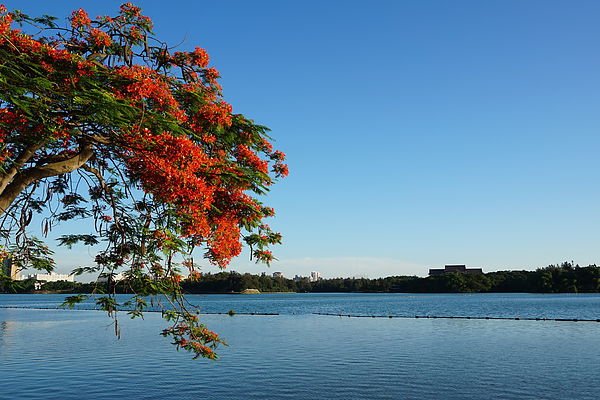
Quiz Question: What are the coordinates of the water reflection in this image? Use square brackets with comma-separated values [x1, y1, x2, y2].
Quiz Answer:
[0, 319, 15, 350]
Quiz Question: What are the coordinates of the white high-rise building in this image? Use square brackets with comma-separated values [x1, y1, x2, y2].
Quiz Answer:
[309, 271, 321, 282]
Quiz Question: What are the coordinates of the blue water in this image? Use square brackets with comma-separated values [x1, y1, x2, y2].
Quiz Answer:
[3, 292, 600, 319]
[1, 293, 599, 399]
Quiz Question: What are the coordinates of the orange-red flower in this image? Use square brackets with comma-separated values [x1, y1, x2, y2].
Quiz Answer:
[191, 47, 210, 68]
[70, 8, 91, 29]
[89, 28, 112, 47]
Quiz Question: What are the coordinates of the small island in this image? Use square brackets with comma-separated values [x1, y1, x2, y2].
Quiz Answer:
[240, 288, 260, 294]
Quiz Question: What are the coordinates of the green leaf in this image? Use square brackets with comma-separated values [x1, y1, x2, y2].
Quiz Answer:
[61, 294, 89, 309]
[58, 234, 100, 249]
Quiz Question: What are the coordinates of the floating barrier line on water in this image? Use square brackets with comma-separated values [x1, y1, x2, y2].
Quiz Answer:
[1, 306, 598, 322]
[311, 312, 600, 323]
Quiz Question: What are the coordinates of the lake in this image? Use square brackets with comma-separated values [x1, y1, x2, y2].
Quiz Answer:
[1, 293, 599, 399]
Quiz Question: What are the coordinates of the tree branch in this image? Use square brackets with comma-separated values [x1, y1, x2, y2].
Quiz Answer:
[0, 142, 95, 214]
[0, 141, 45, 194]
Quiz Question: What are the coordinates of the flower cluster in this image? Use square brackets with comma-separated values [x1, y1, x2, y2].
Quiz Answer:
[273, 163, 289, 178]
[198, 101, 233, 127]
[253, 249, 274, 263]
[0, 108, 34, 163]
[270, 151, 289, 177]
[235, 145, 269, 174]
[162, 321, 224, 360]
[0, 5, 12, 35]
[173, 47, 210, 68]
[188, 270, 202, 281]
[70, 8, 91, 29]
[114, 65, 184, 119]
[89, 28, 112, 48]
[123, 130, 268, 267]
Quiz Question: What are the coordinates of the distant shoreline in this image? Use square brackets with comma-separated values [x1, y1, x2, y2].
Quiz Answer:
[3, 290, 600, 296]
[3, 262, 598, 295]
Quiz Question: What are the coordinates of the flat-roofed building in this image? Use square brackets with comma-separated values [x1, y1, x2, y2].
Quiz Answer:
[24, 272, 74, 282]
[428, 264, 483, 276]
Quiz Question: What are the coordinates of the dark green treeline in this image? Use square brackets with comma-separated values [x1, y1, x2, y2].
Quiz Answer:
[182, 261, 600, 293]
[5, 262, 600, 294]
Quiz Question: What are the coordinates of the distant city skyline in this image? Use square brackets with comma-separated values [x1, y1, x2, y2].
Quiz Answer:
[4, 0, 600, 279]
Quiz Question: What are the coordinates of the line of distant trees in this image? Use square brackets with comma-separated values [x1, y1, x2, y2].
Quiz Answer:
[321, 262, 599, 294]
[3, 262, 599, 294]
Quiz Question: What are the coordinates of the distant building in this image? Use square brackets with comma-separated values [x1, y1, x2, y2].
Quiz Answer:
[273, 271, 284, 278]
[309, 271, 321, 282]
[24, 271, 75, 282]
[428, 264, 483, 276]
[1, 258, 19, 280]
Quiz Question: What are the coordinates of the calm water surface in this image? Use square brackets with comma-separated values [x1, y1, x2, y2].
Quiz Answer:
[1, 293, 599, 399]
[3, 292, 600, 319]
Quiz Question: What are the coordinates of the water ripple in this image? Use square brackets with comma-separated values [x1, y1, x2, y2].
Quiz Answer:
[1, 295, 600, 399]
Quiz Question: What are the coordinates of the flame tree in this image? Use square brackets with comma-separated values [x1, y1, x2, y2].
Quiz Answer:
[0, 3, 287, 358]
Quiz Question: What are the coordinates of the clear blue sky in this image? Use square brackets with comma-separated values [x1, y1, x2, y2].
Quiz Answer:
[5, 1, 600, 278]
